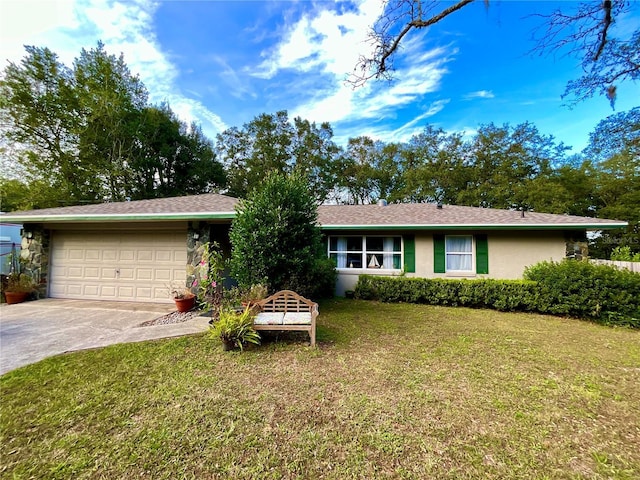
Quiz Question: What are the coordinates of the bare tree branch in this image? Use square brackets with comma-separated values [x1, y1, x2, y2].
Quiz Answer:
[352, 0, 638, 107]
[348, 0, 475, 87]
[530, 0, 637, 107]
[594, 0, 613, 61]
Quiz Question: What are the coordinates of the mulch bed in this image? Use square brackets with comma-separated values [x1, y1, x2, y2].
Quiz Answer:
[138, 310, 206, 327]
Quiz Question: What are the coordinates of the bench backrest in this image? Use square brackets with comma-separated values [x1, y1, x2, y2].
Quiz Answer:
[257, 290, 318, 314]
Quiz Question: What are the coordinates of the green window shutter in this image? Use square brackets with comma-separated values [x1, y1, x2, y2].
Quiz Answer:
[433, 234, 445, 273]
[404, 235, 415, 273]
[475, 234, 489, 274]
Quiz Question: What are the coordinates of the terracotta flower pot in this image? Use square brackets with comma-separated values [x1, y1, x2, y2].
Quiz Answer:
[4, 291, 30, 305]
[174, 295, 196, 312]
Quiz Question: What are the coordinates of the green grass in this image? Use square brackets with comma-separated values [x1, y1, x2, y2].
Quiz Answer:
[2, 299, 639, 479]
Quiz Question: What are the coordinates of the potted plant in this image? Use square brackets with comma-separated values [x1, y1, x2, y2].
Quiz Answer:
[210, 307, 261, 351]
[3, 273, 36, 305]
[171, 286, 196, 312]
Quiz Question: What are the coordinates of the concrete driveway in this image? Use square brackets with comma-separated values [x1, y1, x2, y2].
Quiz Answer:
[0, 299, 210, 375]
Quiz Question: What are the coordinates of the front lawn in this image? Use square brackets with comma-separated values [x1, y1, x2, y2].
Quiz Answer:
[1, 300, 639, 479]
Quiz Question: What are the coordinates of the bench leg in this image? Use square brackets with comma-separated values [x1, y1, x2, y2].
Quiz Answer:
[310, 327, 316, 347]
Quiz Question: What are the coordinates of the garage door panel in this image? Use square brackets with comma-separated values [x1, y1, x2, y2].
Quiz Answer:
[84, 285, 99, 295]
[119, 268, 135, 280]
[52, 249, 67, 261]
[86, 249, 102, 261]
[153, 286, 168, 298]
[120, 286, 136, 298]
[154, 269, 172, 281]
[100, 267, 116, 278]
[136, 287, 152, 299]
[100, 286, 117, 298]
[119, 250, 135, 261]
[83, 267, 99, 278]
[103, 250, 117, 261]
[68, 267, 83, 278]
[50, 230, 186, 303]
[137, 268, 153, 280]
[172, 270, 185, 281]
[156, 250, 174, 262]
[138, 250, 153, 262]
[68, 249, 84, 260]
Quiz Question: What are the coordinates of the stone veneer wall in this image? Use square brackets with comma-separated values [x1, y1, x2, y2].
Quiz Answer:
[20, 225, 50, 298]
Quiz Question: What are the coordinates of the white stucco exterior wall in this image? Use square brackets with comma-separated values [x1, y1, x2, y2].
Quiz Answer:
[484, 231, 566, 279]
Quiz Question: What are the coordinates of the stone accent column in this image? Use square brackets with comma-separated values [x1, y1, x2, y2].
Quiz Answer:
[20, 225, 50, 298]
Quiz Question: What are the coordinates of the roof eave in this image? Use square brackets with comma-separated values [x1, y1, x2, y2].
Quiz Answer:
[1, 212, 236, 223]
[319, 222, 628, 231]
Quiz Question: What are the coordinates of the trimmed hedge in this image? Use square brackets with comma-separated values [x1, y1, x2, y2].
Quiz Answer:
[524, 260, 640, 326]
[355, 260, 640, 328]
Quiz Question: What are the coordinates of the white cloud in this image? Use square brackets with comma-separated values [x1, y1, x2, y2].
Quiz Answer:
[253, 1, 456, 135]
[290, 43, 454, 127]
[334, 100, 450, 145]
[446, 126, 478, 142]
[252, 0, 383, 80]
[210, 55, 257, 100]
[0, 0, 227, 138]
[463, 90, 495, 100]
[0, 0, 80, 65]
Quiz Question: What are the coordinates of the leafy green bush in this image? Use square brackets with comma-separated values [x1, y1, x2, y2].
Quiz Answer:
[355, 260, 640, 328]
[355, 276, 541, 312]
[229, 172, 335, 299]
[524, 260, 640, 326]
[610, 246, 640, 262]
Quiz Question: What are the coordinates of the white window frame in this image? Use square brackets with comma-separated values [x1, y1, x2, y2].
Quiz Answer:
[328, 235, 403, 272]
[445, 235, 475, 273]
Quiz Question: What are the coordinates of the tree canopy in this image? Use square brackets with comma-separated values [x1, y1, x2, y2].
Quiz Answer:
[0, 42, 226, 209]
[215, 110, 341, 202]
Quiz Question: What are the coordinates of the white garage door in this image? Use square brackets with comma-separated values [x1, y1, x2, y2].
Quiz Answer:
[49, 230, 187, 303]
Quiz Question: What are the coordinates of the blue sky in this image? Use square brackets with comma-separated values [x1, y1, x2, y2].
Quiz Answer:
[1, 0, 638, 153]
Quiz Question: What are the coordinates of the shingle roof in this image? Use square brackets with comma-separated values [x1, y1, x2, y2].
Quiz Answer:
[0, 193, 238, 222]
[0, 193, 627, 230]
[316, 203, 626, 230]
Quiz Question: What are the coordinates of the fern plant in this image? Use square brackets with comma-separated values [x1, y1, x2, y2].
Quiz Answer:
[210, 307, 261, 351]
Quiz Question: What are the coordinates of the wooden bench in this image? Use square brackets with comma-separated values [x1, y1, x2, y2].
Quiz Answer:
[253, 290, 318, 347]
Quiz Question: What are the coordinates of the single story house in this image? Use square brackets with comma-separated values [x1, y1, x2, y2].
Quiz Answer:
[0, 193, 627, 301]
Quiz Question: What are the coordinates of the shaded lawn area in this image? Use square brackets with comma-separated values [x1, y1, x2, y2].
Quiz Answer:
[1, 300, 639, 479]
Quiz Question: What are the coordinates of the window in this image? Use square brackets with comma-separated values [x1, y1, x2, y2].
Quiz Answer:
[434, 234, 489, 274]
[445, 235, 473, 272]
[329, 236, 402, 270]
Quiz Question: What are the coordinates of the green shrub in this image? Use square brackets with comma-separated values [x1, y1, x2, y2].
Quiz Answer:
[524, 260, 640, 327]
[229, 172, 336, 299]
[355, 261, 640, 328]
[355, 276, 540, 312]
[610, 246, 640, 262]
[308, 257, 339, 299]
